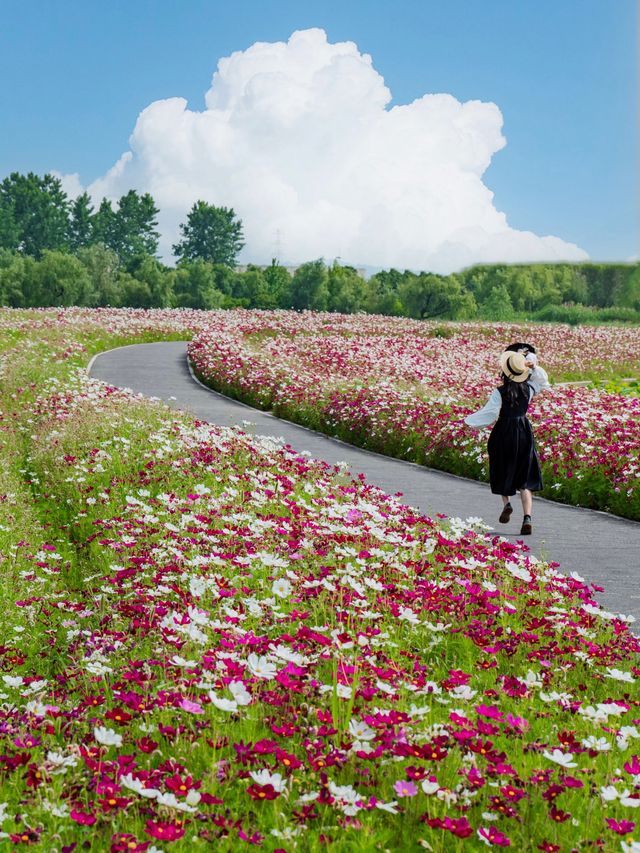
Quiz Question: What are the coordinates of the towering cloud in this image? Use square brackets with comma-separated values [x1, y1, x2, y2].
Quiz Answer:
[79, 28, 587, 271]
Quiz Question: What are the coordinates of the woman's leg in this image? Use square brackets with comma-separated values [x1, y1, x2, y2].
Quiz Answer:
[519, 489, 532, 516]
[501, 496, 511, 506]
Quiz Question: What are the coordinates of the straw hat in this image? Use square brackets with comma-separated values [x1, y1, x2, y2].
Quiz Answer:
[499, 350, 529, 382]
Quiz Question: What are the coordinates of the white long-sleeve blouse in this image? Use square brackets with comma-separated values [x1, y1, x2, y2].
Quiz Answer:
[464, 366, 550, 430]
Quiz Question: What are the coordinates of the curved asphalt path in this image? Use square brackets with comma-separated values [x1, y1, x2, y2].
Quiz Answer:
[90, 341, 640, 624]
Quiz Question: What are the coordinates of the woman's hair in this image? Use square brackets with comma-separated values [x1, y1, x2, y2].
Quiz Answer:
[501, 373, 529, 407]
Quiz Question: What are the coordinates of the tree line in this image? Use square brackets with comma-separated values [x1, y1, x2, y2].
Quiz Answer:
[1, 171, 639, 321]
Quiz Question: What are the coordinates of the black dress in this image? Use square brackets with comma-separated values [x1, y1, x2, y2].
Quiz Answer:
[487, 383, 543, 496]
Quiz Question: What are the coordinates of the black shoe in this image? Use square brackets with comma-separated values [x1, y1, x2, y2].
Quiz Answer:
[520, 515, 532, 535]
[499, 503, 513, 524]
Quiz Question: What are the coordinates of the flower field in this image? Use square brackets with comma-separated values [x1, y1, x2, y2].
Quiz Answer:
[0, 308, 639, 851]
[187, 311, 640, 520]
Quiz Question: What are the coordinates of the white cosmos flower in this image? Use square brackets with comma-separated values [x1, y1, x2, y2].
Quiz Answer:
[539, 691, 572, 704]
[46, 751, 78, 774]
[250, 769, 286, 792]
[185, 789, 201, 806]
[600, 786, 619, 801]
[421, 780, 440, 795]
[581, 736, 611, 752]
[376, 800, 399, 814]
[120, 774, 154, 795]
[94, 726, 123, 747]
[228, 681, 252, 706]
[209, 693, 238, 713]
[620, 793, 640, 808]
[156, 791, 196, 812]
[621, 840, 640, 852]
[170, 655, 197, 667]
[620, 726, 640, 740]
[2, 676, 23, 688]
[348, 719, 376, 741]
[449, 685, 477, 701]
[543, 749, 577, 768]
[398, 607, 420, 625]
[246, 654, 277, 680]
[272, 578, 292, 598]
[507, 565, 531, 583]
[605, 668, 635, 683]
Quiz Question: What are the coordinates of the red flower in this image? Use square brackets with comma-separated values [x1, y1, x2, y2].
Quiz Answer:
[275, 748, 303, 771]
[136, 736, 158, 753]
[105, 707, 134, 725]
[165, 773, 200, 796]
[548, 805, 570, 823]
[537, 843, 561, 852]
[425, 816, 473, 838]
[70, 808, 97, 825]
[606, 818, 635, 835]
[99, 796, 132, 812]
[10, 829, 40, 844]
[478, 826, 511, 847]
[247, 783, 279, 800]
[111, 834, 150, 852]
[499, 784, 526, 802]
[144, 821, 185, 841]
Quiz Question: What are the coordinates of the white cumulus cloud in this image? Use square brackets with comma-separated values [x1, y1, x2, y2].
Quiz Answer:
[77, 28, 586, 271]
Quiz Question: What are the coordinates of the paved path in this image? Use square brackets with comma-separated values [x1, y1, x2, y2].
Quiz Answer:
[90, 341, 640, 623]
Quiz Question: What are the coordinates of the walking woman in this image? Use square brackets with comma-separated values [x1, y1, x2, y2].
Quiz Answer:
[464, 343, 549, 535]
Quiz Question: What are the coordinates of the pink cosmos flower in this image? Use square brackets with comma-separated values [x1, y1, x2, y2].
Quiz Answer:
[179, 697, 204, 714]
[393, 780, 418, 798]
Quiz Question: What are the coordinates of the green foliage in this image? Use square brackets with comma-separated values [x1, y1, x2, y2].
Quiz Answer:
[25, 250, 92, 307]
[173, 201, 244, 266]
[399, 272, 476, 319]
[172, 259, 225, 309]
[0, 249, 28, 306]
[68, 192, 94, 251]
[0, 172, 70, 257]
[262, 259, 292, 307]
[478, 282, 515, 321]
[290, 259, 329, 310]
[76, 243, 120, 306]
[1, 169, 639, 319]
[126, 255, 173, 308]
[112, 190, 160, 263]
[327, 262, 367, 313]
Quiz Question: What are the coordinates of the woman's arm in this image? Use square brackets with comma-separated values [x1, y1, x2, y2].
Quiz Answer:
[464, 388, 502, 429]
[528, 364, 550, 396]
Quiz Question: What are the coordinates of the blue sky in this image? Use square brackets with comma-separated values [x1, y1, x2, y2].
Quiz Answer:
[0, 0, 637, 264]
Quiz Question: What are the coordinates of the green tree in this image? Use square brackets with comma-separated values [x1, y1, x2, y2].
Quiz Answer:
[173, 201, 244, 266]
[0, 201, 20, 250]
[76, 243, 121, 306]
[233, 266, 277, 308]
[27, 251, 92, 306]
[0, 172, 70, 257]
[92, 199, 118, 250]
[263, 260, 292, 308]
[399, 273, 475, 319]
[366, 269, 405, 316]
[117, 272, 153, 308]
[172, 259, 224, 309]
[0, 250, 27, 306]
[478, 283, 515, 320]
[68, 192, 94, 251]
[327, 263, 367, 313]
[615, 264, 640, 310]
[127, 255, 173, 307]
[114, 190, 160, 264]
[290, 260, 329, 311]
